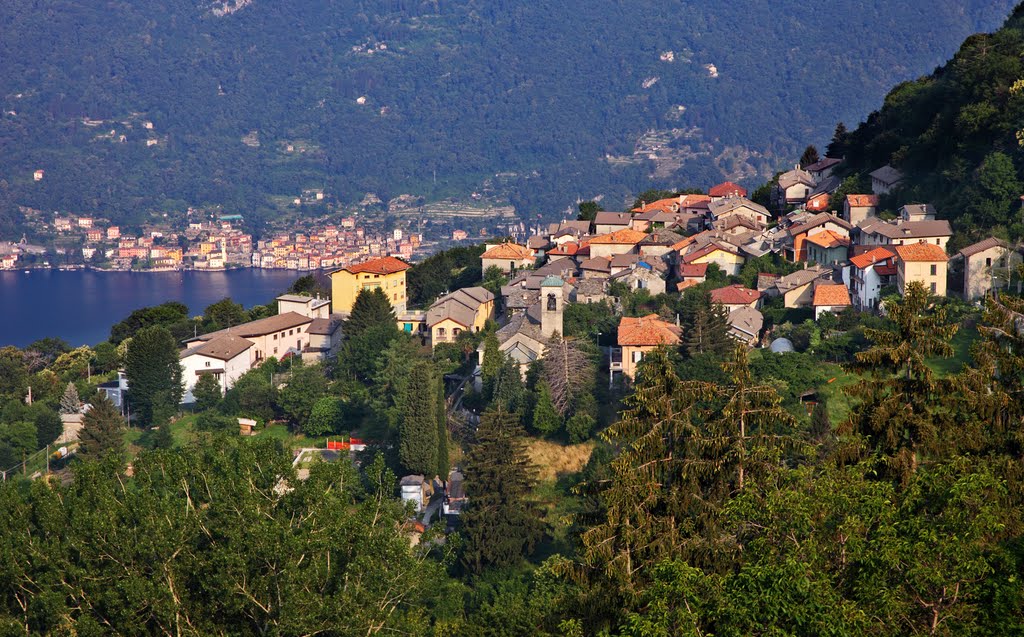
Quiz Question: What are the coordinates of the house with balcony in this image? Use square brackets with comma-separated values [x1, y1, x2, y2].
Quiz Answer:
[613, 314, 682, 381]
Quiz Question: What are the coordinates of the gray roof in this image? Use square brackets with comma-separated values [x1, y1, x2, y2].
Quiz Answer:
[870, 164, 903, 185]
[900, 203, 936, 218]
[276, 294, 328, 307]
[180, 334, 252, 361]
[594, 211, 632, 226]
[810, 175, 842, 196]
[778, 168, 816, 189]
[862, 219, 952, 239]
[574, 278, 608, 297]
[427, 287, 494, 328]
[727, 306, 763, 338]
[774, 266, 831, 293]
[957, 237, 1008, 258]
[787, 213, 853, 237]
[639, 228, 684, 246]
[580, 256, 612, 273]
[805, 157, 842, 173]
[186, 312, 313, 344]
[708, 197, 770, 220]
[307, 317, 342, 336]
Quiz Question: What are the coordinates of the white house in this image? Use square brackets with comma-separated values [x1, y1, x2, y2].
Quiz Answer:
[848, 247, 897, 311]
[870, 165, 903, 194]
[179, 334, 254, 403]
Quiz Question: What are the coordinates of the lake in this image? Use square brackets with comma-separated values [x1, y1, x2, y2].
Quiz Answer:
[0, 269, 307, 348]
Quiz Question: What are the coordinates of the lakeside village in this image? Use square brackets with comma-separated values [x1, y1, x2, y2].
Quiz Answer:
[0, 185, 524, 272]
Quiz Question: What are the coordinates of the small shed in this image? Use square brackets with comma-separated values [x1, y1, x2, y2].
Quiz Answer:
[238, 418, 257, 436]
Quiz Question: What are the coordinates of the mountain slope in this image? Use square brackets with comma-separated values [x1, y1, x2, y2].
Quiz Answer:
[0, 0, 1016, 230]
[836, 4, 1024, 248]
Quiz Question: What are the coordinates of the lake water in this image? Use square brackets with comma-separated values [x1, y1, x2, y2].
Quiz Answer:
[0, 269, 306, 347]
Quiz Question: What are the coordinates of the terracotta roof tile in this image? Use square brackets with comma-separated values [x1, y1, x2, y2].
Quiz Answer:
[617, 314, 682, 346]
[709, 181, 747, 197]
[481, 242, 534, 260]
[589, 228, 648, 245]
[677, 263, 708, 278]
[813, 284, 852, 307]
[343, 255, 410, 275]
[850, 247, 897, 269]
[710, 284, 761, 306]
[846, 194, 880, 207]
[894, 242, 948, 262]
[805, 229, 851, 249]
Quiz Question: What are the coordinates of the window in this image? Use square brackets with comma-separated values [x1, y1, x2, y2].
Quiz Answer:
[437, 327, 446, 338]
[930, 283, 937, 293]
[935, 239, 940, 245]
[930, 264, 937, 276]
[632, 351, 643, 363]
[289, 329, 294, 335]
[273, 347, 278, 354]
[986, 257, 992, 267]
[453, 328, 462, 337]
[273, 334, 277, 340]
[205, 361, 210, 367]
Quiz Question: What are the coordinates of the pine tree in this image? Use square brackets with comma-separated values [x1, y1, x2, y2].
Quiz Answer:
[579, 348, 715, 594]
[480, 333, 502, 398]
[461, 408, 543, 573]
[344, 288, 396, 339]
[192, 373, 222, 412]
[34, 410, 63, 448]
[150, 422, 174, 449]
[399, 362, 438, 476]
[826, 122, 849, 158]
[78, 394, 125, 466]
[683, 304, 731, 358]
[799, 144, 820, 167]
[435, 375, 450, 480]
[491, 355, 524, 413]
[59, 382, 81, 415]
[839, 281, 958, 485]
[531, 382, 562, 436]
[124, 326, 183, 427]
[544, 337, 594, 415]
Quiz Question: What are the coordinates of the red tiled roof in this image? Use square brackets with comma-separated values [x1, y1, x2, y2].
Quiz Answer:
[589, 228, 648, 245]
[676, 279, 702, 291]
[711, 284, 761, 306]
[618, 314, 682, 346]
[894, 242, 948, 262]
[677, 263, 709, 278]
[481, 242, 534, 260]
[344, 256, 410, 275]
[849, 247, 896, 269]
[805, 229, 851, 249]
[547, 242, 580, 256]
[709, 181, 747, 198]
[846, 194, 880, 207]
[813, 284, 852, 307]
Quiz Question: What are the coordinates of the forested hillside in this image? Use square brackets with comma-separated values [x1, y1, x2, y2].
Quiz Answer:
[835, 4, 1024, 249]
[0, 0, 1015, 233]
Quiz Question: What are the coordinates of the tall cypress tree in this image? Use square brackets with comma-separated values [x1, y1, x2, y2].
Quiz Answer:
[461, 408, 543, 573]
[78, 394, 126, 467]
[399, 362, 438, 476]
[435, 375, 450, 480]
[124, 325, 182, 427]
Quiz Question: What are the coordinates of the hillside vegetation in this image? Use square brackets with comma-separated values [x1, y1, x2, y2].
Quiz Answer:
[0, 0, 1015, 233]
[837, 4, 1024, 248]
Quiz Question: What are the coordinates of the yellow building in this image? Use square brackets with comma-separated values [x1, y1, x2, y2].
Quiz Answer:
[330, 256, 411, 315]
[426, 287, 495, 346]
[895, 242, 948, 297]
[612, 314, 682, 380]
[680, 241, 746, 277]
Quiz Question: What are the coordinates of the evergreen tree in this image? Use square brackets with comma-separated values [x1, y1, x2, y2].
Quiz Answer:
[59, 382, 81, 415]
[461, 408, 543, 573]
[435, 375, 450, 480]
[840, 281, 958, 485]
[344, 288, 396, 339]
[491, 356, 524, 413]
[799, 145, 820, 167]
[34, 410, 63, 448]
[192, 373, 222, 412]
[203, 297, 248, 330]
[577, 200, 603, 222]
[78, 395, 125, 466]
[826, 122, 849, 158]
[399, 362, 438, 476]
[683, 304, 732, 358]
[150, 422, 174, 449]
[531, 382, 562, 436]
[810, 398, 831, 441]
[277, 363, 329, 428]
[124, 326, 183, 427]
[480, 333, 502, 398]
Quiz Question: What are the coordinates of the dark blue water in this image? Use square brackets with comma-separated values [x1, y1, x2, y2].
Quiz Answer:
[0, 269, 304, 347]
